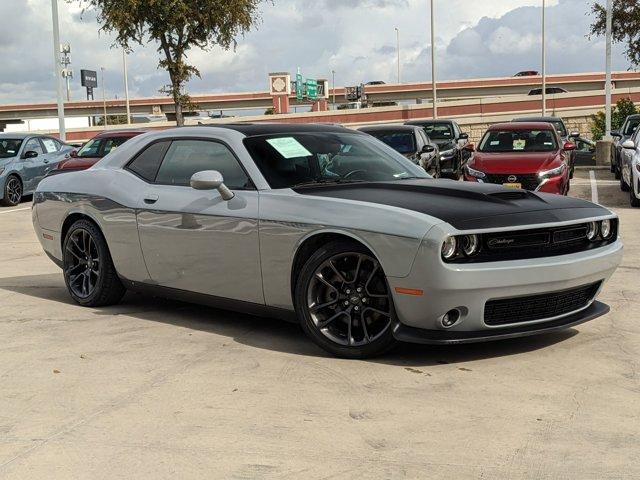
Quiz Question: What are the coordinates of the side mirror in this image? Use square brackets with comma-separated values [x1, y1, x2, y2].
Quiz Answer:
[458, 132, 469, 140]
[569, 131, 580, 138]
[622, 139, 636, 149]
[190, 170, 234, 200]
[23, 150, 38, 159]
[70, 150, 78, 158]
[563, 142, 577, 151]
[611, 130, 622, 138]
[421, 144, 436, 153]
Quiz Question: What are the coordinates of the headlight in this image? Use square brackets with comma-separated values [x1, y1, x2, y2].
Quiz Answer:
[441, 236, 457, 260]
[461, 234, 480, 256]
[465, 165, 486, 179]
[586, 221, 598, 241]
[538, 164, 566, 179]
[600, 219, 613, 239]
[440, 148, 455, 157]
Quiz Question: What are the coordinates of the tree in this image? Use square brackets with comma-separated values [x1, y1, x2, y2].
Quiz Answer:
[590, 1, 640, 66]
[96, 114, 129, 126]
[589, 97, 638, 140]
[72, 0, 265, 126]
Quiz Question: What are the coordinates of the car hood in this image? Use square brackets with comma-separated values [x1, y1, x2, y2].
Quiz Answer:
[57, 156, 101, 170]
[470, 151, 559, 174]
[293, 179, 609, 230]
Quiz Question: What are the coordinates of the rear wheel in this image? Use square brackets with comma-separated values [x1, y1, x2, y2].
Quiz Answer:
[620, 172, 629, 192]
[631, 179, 640, 207]
[63, 219, 126, 307]
[1, 175, 22, 207]
[615, 165, 621, 180]
[294, 241, 398, 358]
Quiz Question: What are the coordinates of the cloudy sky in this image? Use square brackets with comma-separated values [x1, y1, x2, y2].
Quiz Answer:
[0, 0, 631, 105]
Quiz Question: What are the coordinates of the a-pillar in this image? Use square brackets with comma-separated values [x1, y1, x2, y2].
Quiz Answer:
[268, 72, 291, 114]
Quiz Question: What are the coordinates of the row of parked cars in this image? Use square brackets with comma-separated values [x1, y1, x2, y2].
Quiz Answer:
[610, 114, 640, 207]
[357, 116, 597, 197]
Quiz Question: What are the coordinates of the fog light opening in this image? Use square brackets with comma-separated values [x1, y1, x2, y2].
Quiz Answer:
[441, 309, 461, 328]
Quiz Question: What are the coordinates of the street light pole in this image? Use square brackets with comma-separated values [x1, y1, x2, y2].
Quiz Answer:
[430, 0, 437, 119]
[50, 0, 66, 141]
[123, 48, 131, 124]
[541, 0, 547, 116]
[101, 67, 108, 127]
[605, 0, 613, 138]
[395, 27, 401, 84]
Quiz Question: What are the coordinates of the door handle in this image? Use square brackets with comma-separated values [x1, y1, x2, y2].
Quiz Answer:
[43, 159, 49, 164]
[143, 194, 159, 204]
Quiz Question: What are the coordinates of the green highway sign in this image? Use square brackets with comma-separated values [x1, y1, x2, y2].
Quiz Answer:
[296, 72, 303, 101]
[306, 79, 318, 100]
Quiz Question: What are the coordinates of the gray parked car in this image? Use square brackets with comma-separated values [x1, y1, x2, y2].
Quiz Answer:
[611, 114, 640, 179]
[0, 132, 74, 206]
[32, 124, 622, 358]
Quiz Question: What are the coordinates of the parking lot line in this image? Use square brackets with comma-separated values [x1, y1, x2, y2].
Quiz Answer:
[589, 170, 599, 204]
[0, 206, 31, 215]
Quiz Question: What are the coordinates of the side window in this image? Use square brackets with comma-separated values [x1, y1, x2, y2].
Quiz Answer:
[127, 141, 171, 182]
[42, 138, 59, 153]
[23, 138, 44, 155]
[155, 140, 250, 189]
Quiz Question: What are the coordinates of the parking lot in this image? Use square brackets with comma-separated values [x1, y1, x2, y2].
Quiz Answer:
[0, 169, 638, 479]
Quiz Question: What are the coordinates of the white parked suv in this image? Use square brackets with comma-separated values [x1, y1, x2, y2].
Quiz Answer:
[620, 133, 640, 207]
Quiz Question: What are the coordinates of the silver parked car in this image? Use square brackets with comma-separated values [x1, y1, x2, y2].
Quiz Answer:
[619, 131, 640, 207]
[0, 132, 74, 206]
[32, 124, 622, 358]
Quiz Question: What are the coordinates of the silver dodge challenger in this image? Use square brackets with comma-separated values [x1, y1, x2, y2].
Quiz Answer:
[32, 124, 623, 358]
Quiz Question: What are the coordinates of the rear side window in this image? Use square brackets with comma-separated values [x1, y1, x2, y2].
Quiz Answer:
[154, 140, 250, 189]
[127, 141, 170, 182]
[42, 138, 59, 153]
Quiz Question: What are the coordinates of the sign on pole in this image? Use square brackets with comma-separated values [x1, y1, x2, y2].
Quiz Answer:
[296, 70, 303, 101]
[306, 79, 318, 100]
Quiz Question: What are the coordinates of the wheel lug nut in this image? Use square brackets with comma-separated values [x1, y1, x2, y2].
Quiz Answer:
[362, 298, 367, 303]
[354, 306, 359, 311]
[344, 301, 349, 306]
[345, 289, 351, 294]
[356, 287, 362, 293]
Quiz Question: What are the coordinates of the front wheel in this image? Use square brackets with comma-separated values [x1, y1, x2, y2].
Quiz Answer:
[620, 173, 630, 192]
[1, 175, 22, 207]
[631, 179, 640, 207]
[294, 241, 398, 358]
[63, 219, 126, 307]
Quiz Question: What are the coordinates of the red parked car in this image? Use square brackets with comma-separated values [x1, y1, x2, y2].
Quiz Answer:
[463, 122, 575, 195]
[56, 130, 146, 171]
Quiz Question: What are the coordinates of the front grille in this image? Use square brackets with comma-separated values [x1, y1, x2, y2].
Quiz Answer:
[484, 282, 601, 326]
[484, 173, 540, 191]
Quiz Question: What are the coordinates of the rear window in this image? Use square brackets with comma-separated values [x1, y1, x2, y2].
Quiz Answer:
[0, 139, 23, 158]
[416, 123, 453, 140]
[479, 129, 558, 153]
[624, 119, 640, 136]
[369, 131, 416, 154]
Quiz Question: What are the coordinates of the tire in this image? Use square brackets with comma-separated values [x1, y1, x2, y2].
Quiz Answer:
[620, 173, 629, 192]
[631, 179, 640, 208]
[1, 175, 22, 207]
[294, 240, 398, 358]
[615, 166, 621, 180]
[62, 219, 126, 307]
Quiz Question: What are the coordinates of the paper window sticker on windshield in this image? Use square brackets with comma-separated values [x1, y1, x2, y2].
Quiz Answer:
[544, 142, 553, 145]
[266, 137, 312, 159]
[490, 141, 500, 146]
[513, 139, 526, 150]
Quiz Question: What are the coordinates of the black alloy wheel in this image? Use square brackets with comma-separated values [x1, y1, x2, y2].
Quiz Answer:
[295, 241, 397, 358]
[620, 172, 630, 192]
[2, 176, 22, 206]
[63, 219, 125, 307]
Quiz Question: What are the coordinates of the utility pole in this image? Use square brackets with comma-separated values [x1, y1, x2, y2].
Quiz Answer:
[101, 67, 108, 127]
[51, 0, 66, 141]
[541, 0, 547, 116]
[123, 49, 131, 124]
[430, 0, 437, 119]
[395, 27, 401, 83]
[605, 0, 613, 138]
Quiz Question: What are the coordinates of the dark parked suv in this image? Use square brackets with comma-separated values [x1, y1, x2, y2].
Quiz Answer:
[512, 116, 579, 177]
[404, 119, 471, 179]
[611, 114, 640, 179]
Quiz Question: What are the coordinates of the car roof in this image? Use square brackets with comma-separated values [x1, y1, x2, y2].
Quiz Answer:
[359, 124, 420, 133]
[513, 116, 563, 122]
[405, 119, 454, 126]
[624, 114, 640, 120]
[213, 123, 360, 136]
[490, 122, 556, 131]
[92, 129, 148, 139]
[0, 132, 38, 139]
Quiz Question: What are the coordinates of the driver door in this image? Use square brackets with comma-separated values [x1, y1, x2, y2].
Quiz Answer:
[133, 138, 264, 304]
[21, 137, 49, 192]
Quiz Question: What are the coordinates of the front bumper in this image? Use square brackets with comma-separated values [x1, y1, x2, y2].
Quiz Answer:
[387, 222, 622, 340]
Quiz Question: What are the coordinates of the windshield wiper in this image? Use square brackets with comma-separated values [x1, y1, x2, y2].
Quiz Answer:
[292, 178, 367, 188]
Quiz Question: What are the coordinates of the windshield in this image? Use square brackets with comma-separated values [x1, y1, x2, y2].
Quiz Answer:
[368, 131, 416, 154]
[624, 119, 640, 136]
[76, 137, 129, 158]
[243, 132, 428, 189]
[417, 123, 453, 141]
[479, 129, 558, 153]
[0, 139, 23, 159]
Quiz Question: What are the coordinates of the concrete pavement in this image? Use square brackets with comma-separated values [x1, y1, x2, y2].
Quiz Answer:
[0, 171, 638, 479]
